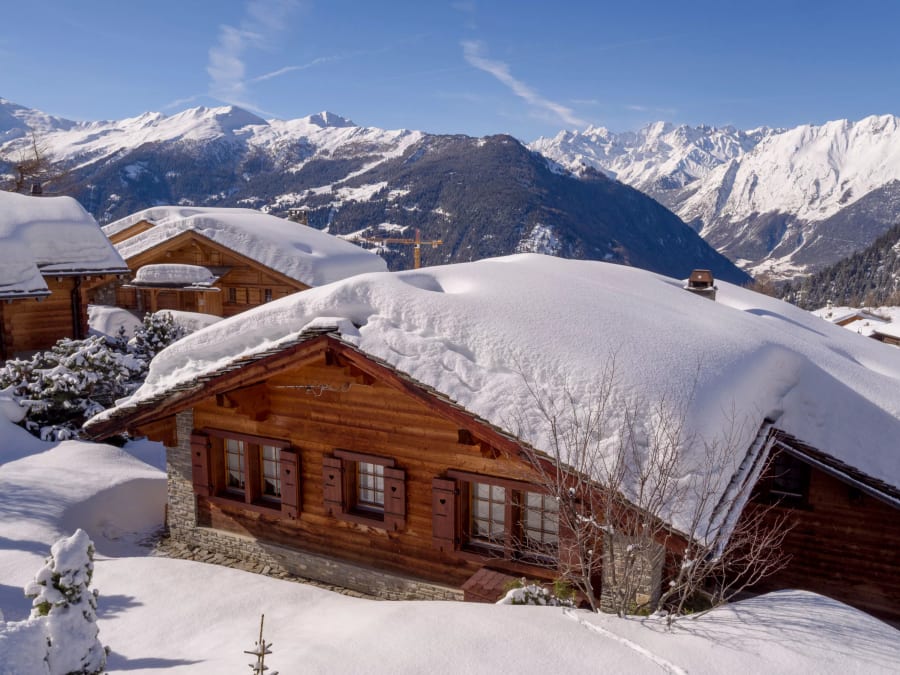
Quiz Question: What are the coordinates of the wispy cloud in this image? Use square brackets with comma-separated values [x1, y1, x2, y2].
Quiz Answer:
[461, 40, 586, 129]
[250, 56, 342, 83]
[207, 0, 299, 108]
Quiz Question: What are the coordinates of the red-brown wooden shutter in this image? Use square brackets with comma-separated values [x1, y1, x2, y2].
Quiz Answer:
[432, 477, 458, 551]
[322, 456, 344, 515]
[383, 467, 406, 531]
[190, 432, 212, 496]
[280, 449, 301, 519]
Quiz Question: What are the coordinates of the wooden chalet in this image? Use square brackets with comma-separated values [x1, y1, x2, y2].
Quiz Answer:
[0, 192, 128, 360]
[104, 206, 386, 317]
[83, 256, 900, 621]
[85, 330, 580, 603]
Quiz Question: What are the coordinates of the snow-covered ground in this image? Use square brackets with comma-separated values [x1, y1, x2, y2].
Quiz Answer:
[1, 407, 898, 672]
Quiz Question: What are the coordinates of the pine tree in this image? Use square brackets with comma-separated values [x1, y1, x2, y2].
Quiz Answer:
[24, 529, 108, 675]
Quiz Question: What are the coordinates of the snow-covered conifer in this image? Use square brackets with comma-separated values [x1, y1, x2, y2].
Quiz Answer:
[24, 529, 107, 675]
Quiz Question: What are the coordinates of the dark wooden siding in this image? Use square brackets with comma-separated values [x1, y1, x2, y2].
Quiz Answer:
[190, 354, 548, 588]
[750, 464, 900, 624]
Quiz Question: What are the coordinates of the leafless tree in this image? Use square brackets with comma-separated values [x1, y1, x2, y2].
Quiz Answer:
[1, 132, 72, 194]
[511, 360, 792, 622]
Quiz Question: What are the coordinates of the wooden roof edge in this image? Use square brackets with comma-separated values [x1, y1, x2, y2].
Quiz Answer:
[772, 428, 900, 509]
[82, 329, 335, 440]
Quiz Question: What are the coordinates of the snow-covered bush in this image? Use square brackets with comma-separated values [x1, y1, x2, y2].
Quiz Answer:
[497, 578, 576, 607]
[0, 311, 187, 441]
[21, 529, 108, 675]
[128, 311, 186, 363]
[0, 336, 144, 440]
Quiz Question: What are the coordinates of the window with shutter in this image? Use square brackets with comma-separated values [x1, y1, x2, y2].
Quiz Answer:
[192, 429, 297, 518]
[325, 451, 406, 530]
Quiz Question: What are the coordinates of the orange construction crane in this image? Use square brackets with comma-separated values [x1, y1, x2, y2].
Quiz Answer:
[355, 228, 443, 269]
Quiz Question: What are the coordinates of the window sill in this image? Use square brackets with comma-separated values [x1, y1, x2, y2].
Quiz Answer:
[336, 509, 387, 528]
[207, 494, 286, 517]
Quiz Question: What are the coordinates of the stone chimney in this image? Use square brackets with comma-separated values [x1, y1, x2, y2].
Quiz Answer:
[684, 269, 717, 301]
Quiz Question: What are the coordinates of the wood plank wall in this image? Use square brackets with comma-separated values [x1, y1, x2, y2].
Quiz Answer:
[751, 466, 900, 624]
[191, 355, 548, 588]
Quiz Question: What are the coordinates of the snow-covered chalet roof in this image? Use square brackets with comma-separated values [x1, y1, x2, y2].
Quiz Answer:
[87, 254, 900, 535]
[104, 206, 387, 287]
[0, 191, 128, 298]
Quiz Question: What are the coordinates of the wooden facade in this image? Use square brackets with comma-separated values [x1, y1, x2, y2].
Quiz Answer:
[115, 228, 309, 317]
[750, 442, 900, 625]
[1, 274, 118, 360]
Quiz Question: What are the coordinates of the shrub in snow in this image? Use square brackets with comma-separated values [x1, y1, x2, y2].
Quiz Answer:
[0, 336, 144, 441]
[497, 578, 576, 607]
[0, 311, 187, 441]
[127, 311, 187, 364]
[24, 529, 108, 675]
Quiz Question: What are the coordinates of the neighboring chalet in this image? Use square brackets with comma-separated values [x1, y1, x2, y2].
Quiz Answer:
[813, 304, 900, 349]
[0, 191, 128, 360]
[84, 255, 900, 622]
[104, 206, 387, 317]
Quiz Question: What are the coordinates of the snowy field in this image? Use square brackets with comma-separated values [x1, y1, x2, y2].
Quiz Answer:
[1, 414, 899, 673]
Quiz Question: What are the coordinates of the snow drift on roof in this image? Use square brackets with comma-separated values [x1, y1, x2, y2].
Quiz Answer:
[90, 254, 900, 534]
[133, 263, 217, 287]
[0, 191, 127, 297]
[104, 206, 387, 286]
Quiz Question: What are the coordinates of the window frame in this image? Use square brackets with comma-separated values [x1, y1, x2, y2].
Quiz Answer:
[193, 429, 299, 518]
[445, 470, 559, 564]
[324, 449, 406, 531]
[758, 449, 812, 509]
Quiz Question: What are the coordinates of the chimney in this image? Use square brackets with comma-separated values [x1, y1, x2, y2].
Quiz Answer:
[684, 269, 717, 301]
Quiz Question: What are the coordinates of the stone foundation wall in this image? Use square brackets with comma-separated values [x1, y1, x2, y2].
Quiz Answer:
[166, 409, 462, 602]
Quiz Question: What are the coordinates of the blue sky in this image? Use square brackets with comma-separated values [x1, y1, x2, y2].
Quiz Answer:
[2, 0, 898, 139]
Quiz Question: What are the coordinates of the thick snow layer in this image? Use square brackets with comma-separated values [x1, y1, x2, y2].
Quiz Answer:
[105, 206, 387, 286]
[0, 420, 898, 672]
[0, 192, 127, 297]
[94, 255, 900, 536]
[133, 263, 217, 286]
[87, 304, 143, 340]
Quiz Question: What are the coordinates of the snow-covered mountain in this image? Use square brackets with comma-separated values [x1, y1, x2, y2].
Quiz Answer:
[532, 116, 900, 279]
[0, 98, 748, 283]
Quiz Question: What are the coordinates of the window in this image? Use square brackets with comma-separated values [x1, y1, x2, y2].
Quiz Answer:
[225, 438, 246, 494]
[190, 430, 300, 519]
[264, 288, 273, 303]
[356, 461, 385, 512]
[759, 449, 811, 508]
[522, 491, 560, 550]
[323, 450, 406, 530]
[470, 482, 506, 547]
[261, 445, 281, 500]
[227, 287, 237, 304]
[437, 471, 559, 562]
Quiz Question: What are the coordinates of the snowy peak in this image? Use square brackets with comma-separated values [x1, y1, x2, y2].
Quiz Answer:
[0, 97, 77, 140]
[532, 114, 900, 278]
[530, 121, 774, 194]
[303, 111, 355, 128]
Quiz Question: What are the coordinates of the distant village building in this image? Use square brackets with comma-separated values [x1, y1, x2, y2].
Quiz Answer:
[812, 304, 900, 348]
[0, 191, 128, 360]
[104, 206, 387, 317]
[85, 256, 900, 622]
